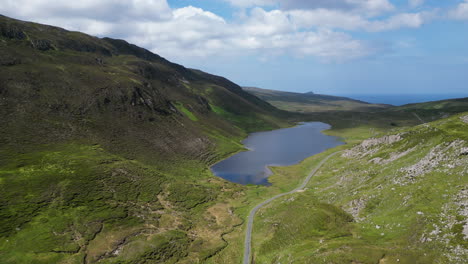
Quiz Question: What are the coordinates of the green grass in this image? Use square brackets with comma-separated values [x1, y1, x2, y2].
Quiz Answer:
[244, 113, 468, 263]
[174, 102, 199, 121]
[2, 14, 468, 264]
[0, 141, 251, 263]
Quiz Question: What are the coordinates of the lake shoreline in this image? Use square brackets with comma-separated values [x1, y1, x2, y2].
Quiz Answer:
[211, 122, 344, 185]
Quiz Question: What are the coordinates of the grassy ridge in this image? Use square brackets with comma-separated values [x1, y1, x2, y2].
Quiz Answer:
[243, 87, 390, 112]
[248, 113, 468, 263]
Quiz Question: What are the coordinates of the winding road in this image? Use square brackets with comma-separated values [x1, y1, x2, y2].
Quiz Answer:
[242, 151, 341, 264]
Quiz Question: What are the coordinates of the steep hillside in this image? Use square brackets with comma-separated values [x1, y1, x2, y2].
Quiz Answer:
[0, 15, 289, 264]
[243, 86, 390, 112]
[249, 113, 468, 263]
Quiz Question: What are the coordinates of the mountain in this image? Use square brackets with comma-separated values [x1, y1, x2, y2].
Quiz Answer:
[243, 86, 390, 112]
[1, 14, 468, 264]
[0, 15, 290, 264]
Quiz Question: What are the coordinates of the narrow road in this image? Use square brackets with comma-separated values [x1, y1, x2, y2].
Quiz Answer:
[242, 151, 341, 264]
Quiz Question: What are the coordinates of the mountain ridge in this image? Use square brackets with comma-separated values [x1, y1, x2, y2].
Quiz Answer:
[243, 86, 391, 112]
[0, 14, 289, 264]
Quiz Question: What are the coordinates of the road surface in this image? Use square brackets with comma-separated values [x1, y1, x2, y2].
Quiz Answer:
[242, 151, 340, 264]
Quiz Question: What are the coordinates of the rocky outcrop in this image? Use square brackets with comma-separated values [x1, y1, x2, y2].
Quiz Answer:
[455, 189, 468, 240]
[461, 115, 468, 124]
[342, 134, 403, 158]
[30, 39, 54, 51]
[0, 24, 26, 39]
[344, 197, 368, 222]
[400, 140, 467, 180]
[370, 146, 417, 165]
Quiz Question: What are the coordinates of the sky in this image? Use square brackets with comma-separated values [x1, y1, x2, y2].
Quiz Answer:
[1, 0, 468, 95]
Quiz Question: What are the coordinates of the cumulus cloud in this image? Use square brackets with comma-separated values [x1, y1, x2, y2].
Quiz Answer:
[226, 0, 395, 16]
[366, 12, 427, 31]
[288, 9, 431, 32]
[0, 0, 172, 22]
[449, 0, 468, 20]
[0, 0, 437, 62]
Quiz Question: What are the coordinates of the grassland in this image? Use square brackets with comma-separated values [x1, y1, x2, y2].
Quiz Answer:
[238, 113, 468, 264]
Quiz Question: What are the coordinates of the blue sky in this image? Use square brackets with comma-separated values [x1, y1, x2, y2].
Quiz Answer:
[1, 0, 468, 95]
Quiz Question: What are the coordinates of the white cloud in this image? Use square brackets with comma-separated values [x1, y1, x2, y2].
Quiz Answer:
[242, 8, 294, 36]
[226, 0, 395, 17]
[288, 9, 431, 32]
[280, 29, 375, 61]
[288, 9, 367, 30]
[449, 0, 468, 20]
[366, 12, 426, 32]
[0, 0, 172, 22]
[0, 0, 436, 62]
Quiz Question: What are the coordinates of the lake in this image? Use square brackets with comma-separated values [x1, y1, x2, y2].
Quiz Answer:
[211, 122, 343, 185]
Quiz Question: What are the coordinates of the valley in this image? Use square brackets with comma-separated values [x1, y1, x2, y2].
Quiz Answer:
[0, 14, 467, 264]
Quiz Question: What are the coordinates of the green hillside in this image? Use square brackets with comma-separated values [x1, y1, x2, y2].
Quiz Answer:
[247, 113, 468, 263]
[1, 14, 468, 264]
[243, 86, 390, 112]
[0, 15, 290, 264]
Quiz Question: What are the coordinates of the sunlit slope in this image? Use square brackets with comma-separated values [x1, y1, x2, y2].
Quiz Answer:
[252, 113, 468, 264]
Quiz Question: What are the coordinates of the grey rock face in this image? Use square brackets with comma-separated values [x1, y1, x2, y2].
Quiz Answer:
[30, 39, 54, 51]
[0, 25, 26, 40]
[342, 134, 403, 159]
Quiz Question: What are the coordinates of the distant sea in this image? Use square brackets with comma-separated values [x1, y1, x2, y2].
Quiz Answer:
[337, 94, 468, 106]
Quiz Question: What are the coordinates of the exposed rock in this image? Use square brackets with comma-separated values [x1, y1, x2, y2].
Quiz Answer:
[370, 146, 417, 165]
[361, 134, 403, 148]
[401, 140, 467, 179]
[344, 197, 368, 222]
[0, 25, 26, 39]
[30, 39, 54, 51]
[461, 115, 468, 124]
[343, 134, 403, 158]
[424, 189, 468, 263]
[460, 147, 468, 156]
[455, 189, 468, 240]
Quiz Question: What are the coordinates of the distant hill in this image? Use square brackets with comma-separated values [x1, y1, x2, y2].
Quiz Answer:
[243, 86, 390, 112]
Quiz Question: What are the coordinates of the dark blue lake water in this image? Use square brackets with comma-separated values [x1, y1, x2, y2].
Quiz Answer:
[211, 122, 343, 185]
